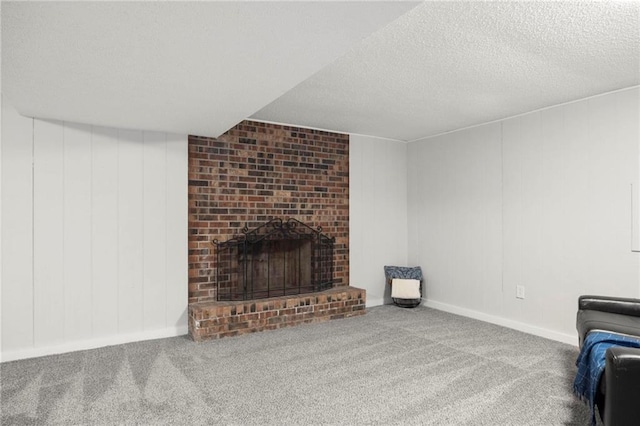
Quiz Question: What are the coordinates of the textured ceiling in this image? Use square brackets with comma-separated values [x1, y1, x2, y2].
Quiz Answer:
[253, 1, 640, 141]
[1, 1, 417, 137]
[3, 2, 639, 142]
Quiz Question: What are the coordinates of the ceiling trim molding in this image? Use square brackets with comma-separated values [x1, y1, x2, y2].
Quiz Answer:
[407, 85, 640, 144]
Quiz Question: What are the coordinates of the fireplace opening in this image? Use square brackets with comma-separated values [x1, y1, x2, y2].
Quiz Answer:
[214, 218, 335, 301]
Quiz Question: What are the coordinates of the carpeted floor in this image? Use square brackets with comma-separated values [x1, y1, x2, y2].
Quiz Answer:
[1, 305, 595, 425]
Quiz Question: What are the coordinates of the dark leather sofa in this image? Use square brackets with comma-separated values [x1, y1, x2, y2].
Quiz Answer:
[576, 295, 640, 425]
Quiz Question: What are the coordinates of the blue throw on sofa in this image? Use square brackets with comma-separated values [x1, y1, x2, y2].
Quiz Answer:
[574, 331, 640, 425]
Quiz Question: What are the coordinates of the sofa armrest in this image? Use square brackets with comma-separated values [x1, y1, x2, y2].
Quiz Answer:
[578, 295, 640, 318]
[604, 346, 640, 426]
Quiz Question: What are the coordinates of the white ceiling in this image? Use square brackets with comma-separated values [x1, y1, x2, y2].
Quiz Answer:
[3, 1, 639, 142]
[253, 1, 640, 141]
[1, 1, 417, 138]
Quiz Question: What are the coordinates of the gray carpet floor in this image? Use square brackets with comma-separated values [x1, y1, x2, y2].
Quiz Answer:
[1, 305, 596, 425]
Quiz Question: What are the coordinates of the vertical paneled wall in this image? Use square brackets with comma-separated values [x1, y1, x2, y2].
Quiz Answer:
[1, 96, 189, 361]
[1, 96, 34, 353]
[349, 135, 408, 306]
[407, 87, 640, 342]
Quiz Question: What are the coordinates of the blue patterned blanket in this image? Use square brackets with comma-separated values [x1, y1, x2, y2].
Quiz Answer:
[383, 265, 423, 282]
[574, 331, 640, 425]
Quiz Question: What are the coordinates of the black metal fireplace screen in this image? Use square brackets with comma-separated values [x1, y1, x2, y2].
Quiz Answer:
[213, 218, 335, 301]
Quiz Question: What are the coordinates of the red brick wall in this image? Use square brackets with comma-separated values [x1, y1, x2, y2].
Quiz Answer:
[188, 120, 349, 304]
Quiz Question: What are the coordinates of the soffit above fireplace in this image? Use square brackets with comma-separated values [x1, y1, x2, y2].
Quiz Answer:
[2, 1, 418, 138]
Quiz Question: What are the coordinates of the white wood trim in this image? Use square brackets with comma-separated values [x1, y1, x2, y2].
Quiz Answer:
[423, 298, 578, 346]
[1, 326, 189, 363]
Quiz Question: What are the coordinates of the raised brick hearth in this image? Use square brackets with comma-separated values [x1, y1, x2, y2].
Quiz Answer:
[189, 286, 366, 341]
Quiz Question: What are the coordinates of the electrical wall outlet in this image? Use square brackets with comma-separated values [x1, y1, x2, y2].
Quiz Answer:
[516, 285, 525, 299]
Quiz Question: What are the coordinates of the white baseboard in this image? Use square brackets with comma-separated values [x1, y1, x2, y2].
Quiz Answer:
[366, 296, 384, 307]
[1, 325, 189, 363]
[2, 301, 579, 361]
[422, 299, 578, 347]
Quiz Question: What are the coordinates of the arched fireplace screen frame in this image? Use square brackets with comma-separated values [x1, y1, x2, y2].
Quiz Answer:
[213, 218, 335, 301]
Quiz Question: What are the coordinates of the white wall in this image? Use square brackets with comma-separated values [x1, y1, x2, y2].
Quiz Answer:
[407, 123, 504, 314]
[407, 87, 640, 344]
[1, 95, 189, 361]
[349, 134, 408, 306]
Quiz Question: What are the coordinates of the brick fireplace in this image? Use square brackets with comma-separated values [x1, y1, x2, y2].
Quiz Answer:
[188, 120, 365, 340]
